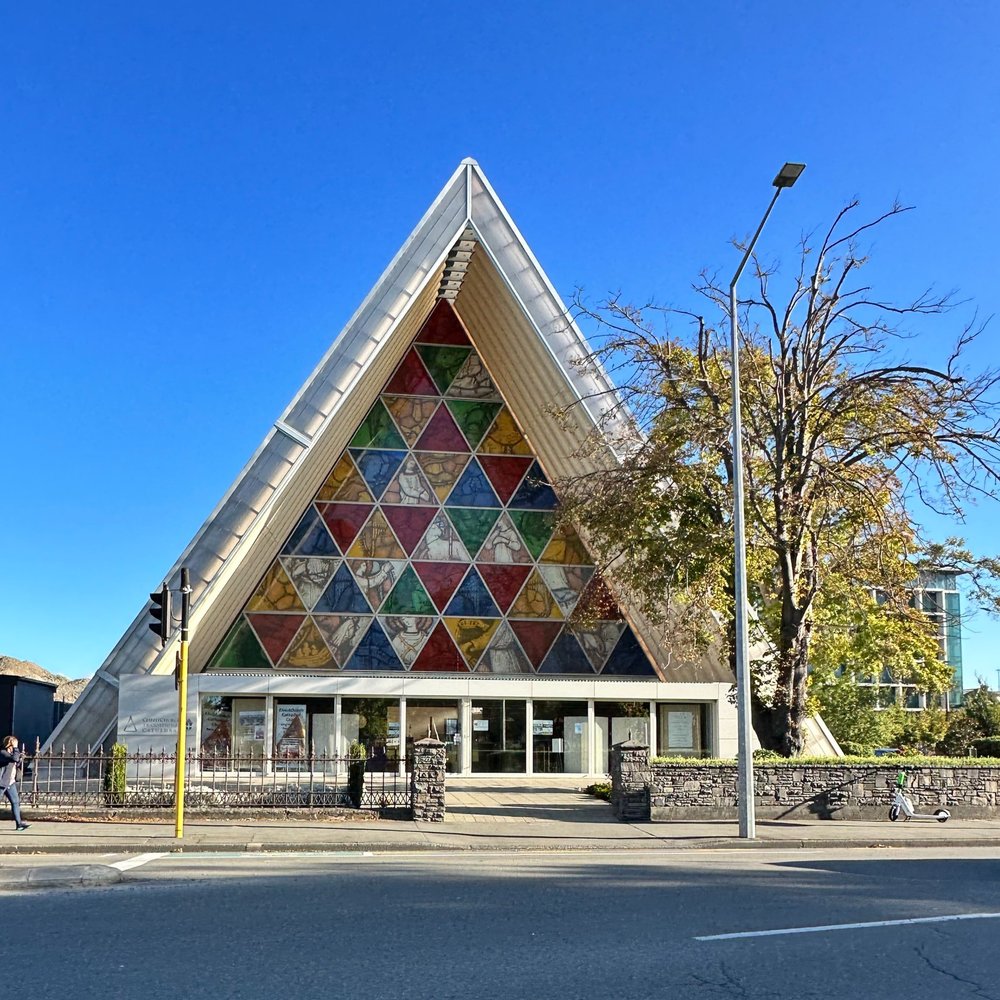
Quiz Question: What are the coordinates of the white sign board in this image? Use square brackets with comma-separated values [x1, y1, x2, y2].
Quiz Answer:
[118, 675, 193, 753]
[667, 711, 695, 750]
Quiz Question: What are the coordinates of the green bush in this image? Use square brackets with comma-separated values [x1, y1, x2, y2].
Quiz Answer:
[971, 737, 1000, 758]
[103, 743, 128, 806]
[753, 748, 783, 761]
[838, 740, 874, 757]
[585, 782, 611, 801]
[347, 740, 367, 808]
[650, 754, 1000, 767]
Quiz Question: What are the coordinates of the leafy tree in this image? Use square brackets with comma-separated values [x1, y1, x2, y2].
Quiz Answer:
[961, 683, 1000, 736]
[563, 201, 1000, 755]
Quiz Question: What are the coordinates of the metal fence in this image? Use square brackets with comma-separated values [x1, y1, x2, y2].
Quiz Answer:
[22, 745, 412, 811]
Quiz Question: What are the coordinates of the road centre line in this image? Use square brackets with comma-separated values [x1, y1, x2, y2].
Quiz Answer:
[110, 853, 169, 871]
[696, 911, 1000, 941]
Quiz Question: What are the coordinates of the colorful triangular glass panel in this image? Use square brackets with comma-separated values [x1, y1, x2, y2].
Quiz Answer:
[347, 558, 406, 612]
[349, 400, 406, 449]
[537, 564, 593, 618]
[411, 620, 466, 672]
[348, 449, 406, 500]
[314, 614, 370, 666]
[508, 568, 563, 619]
[411, 562, 468, 612]
[410, 511, 471, 562]
[508, 460, 558, 510]
[446, 458, 500, 507]
[477, 511, 533, 564]
[446, 350, 501, 400]
[540, 523, 593, 565]
[206, 617, 271, 670]
[382, 505, 438, 555]
[537, 629, 591, 674]
[379, 615, 436, 667]
[446, 400, 502, 450]
[384, 348, 437, 396]
[445, 507, 501, 559]
[574, 573, 624, 621]
[317, 502, 372, 552]
[313, 563, 371, 614]
[445, 617, 501, 669]
[247, 613, 305, 668]
[279, 556, 342, 611]
[381, 457, 437, 506]
[247, 562, 307, 612]
[415, 299, 472, 346]
[477, 455, 533, 505]
[444, 567, 500, 618]
[282, 507, 339, 557]
[415, 344, 471, 394]
[316, 454, 373, 503]
[478, 408, 531, 455]
[415, 451, 470, 501]
[346, 509, 406, 559]
[383, 395, 439, 447]
[277, 618, 336, 670]
[414, 403, 468, 452]
[601, 627, 657, 676]
[509, 510, 556, 561]
[344, 619, 404, 671]
[475, 621, 533, 675]
[476, 563, 532, 614]
[381, 566, 436, 616]
[570, 621, 627, 671]
[509, 620, 562, 668]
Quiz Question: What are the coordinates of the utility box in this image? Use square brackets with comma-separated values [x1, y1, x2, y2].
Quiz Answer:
[0, 675, 59, 750]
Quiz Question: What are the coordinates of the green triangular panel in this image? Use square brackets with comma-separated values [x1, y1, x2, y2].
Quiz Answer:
[446, 507, 501, 559]
[381, 566, 436, 615]
[415, 344, 472, 394]
[206, 616, 271, 670]
[349, 400, 406, 449]
[509, 510, 557, 561]
[446, 400, 502, 450]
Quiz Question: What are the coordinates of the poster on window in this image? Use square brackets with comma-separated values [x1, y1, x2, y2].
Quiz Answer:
[532, 720, 554, 736]
[667, 711, 695, 750]
[239, 710, 265, 742]
[275, 704, 308, 767]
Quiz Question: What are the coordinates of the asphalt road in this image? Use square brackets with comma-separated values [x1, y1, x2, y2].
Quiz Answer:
[6, 849, 1000, 1000]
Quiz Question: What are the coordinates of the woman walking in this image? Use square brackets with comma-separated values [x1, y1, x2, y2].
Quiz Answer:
[0, 735, 29, 831]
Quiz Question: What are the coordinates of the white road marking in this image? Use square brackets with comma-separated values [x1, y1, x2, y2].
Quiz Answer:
[110, 853, 169, 872]
[696, 911, 1000, 941]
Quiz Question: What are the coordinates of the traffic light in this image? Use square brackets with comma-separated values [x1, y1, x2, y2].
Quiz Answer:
[149, 584, 172, 647]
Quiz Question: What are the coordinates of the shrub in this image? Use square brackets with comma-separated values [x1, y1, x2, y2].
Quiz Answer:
[585, 782, 611, 801]
[103, 743, 128, 806]
[971, 737, 1000, 758]
[838, 740, 873, 757]
[347, 741, 367, 808]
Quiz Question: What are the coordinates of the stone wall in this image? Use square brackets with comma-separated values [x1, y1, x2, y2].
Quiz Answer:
[410, 738, 446, 822]
[610, 740, 650, 821]
[619, 762, 1000, 821]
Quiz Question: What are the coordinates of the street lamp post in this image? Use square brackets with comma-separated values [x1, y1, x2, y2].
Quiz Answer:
[730, 162, 805, 840]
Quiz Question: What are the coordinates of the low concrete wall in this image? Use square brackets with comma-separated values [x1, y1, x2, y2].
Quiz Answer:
[646, 764, 1000, 821]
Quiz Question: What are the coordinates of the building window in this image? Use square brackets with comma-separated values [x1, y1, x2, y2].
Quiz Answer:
[471, 700, 526, 772]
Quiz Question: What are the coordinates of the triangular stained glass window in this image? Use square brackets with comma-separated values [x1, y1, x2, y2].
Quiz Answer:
[384, 396, 438, 447]
[411, 621, 466, 672]
[348, 449, 407, 500]
[476, 563, 532, 614]
[415, 451, 470, 501]
[381, 458, 437, 506]
[444, 567, 500, 618]
[475, 621, 533, 675]
[446, 351, 501, 400]
[477, 512, 533, 564]
[277, 618, 337, 670]
[346, 509, 406, 559]
[415, 344, 471, 394]
[247, 562, 307, 612]
[239, 613, 300, 666]
[344, 619, 404, 671]
[574, 573, 624, 621]
[415, 299, 472, 346]
[445, 507, 501, 560]
[414, 404, 468, 453]
[509, 510, 556, 561]
[446, 400, 502, 450]
[601, 627, 657, 677]
[314, 615, 370, 666]
[280, 556, 342, 611]
[316, 455, 373, 503]
[410, 512, 471, 562]
[540, 523, 593, 566]
[381, 566, 436, 616]
[508, 569, 563, 620]
[206, 617, 271, 670]
[382, 505, 438, 555]
[349, 400, 406, 449]
[509, 620, 562, 669]
[313, 563, 371, 614]
[281, 506, 339, 558]
[445, 617, 501, 669]
[538, 630, 592, 675]
[383, 348, 438, 396]
[478, 408, 531, 455]
[477, 455, 533, 505]
[537, 564, 593, 618]
[317, 503, 372, 552]
[570, 621, 626, 671]
[347, 558, 406, 612]
[411, 562, 469, 612]
[508, 460, 558, 510]
[446, 458, 500, 508]
[380, 615, 436, 667]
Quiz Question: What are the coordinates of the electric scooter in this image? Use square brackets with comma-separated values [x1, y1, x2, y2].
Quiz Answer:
[888, 770, 950, 823]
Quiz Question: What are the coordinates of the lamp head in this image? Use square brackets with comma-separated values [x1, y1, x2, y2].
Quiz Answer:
[772, 162, 806, 188]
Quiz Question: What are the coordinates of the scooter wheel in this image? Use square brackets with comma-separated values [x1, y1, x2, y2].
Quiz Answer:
[934, 809, 949, 823]
[888, 805, 901, 822]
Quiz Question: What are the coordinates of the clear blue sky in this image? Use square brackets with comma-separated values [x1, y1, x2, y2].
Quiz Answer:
[3, 3, 999, 683]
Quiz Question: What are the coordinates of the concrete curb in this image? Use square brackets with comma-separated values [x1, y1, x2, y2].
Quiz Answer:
[0, 864, 123, 889]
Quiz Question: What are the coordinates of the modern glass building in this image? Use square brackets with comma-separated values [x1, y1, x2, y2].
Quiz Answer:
[51, 160, 737, 773]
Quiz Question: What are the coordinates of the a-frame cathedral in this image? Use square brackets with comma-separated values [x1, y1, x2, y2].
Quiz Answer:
[51, 160, 736, 773]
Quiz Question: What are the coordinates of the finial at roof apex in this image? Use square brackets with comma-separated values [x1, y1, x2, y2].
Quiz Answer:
[460, 157, 479, 166]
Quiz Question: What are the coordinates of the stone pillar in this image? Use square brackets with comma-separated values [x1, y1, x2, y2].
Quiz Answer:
[410, 737, 446, 822]
[610, 738, 651, 821]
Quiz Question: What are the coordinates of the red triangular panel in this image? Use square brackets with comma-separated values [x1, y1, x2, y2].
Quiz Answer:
[411, 620, 467, 672]
[247, 613, 306, 665]
[414, 405, 468, 452]
[415, 299, 472, 346]
[510, 620, 562, 668]
[317, 503, 372, 552]
[382, 505, 438, 556]
[478, 456, 533, 504]
[384, 348, 438, 396]
[477, 563, 532, 614]
[411, 561, 468, 611]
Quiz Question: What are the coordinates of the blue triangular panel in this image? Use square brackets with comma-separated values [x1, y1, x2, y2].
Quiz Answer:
[282, 506, 339, 557]
[349, 449, 407, 500]
[444, 567, 500, 617]
[508, 461, 558, 510]
[344, 619, 405, 671]
[445, 458, 501, 508]
[601, 627, 657, 676]
[538, 630, 593, 674]
[313, 563, 370, 613]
